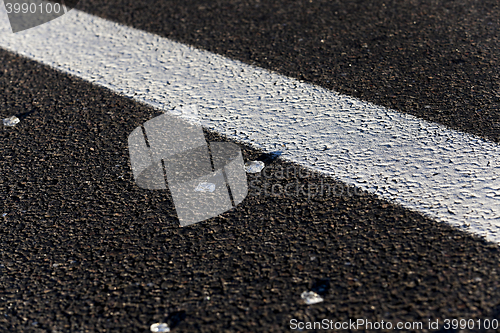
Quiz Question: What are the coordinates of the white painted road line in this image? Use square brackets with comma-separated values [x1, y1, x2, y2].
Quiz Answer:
[1, 6, 500, 242]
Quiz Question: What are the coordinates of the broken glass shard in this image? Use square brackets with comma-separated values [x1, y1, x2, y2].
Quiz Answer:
[150, 323, 170, 333]
[194, 182, 216, 193]
[3, 116, 20, 127]
[301, 291, 324, 305]
[245, 160, 265, 174]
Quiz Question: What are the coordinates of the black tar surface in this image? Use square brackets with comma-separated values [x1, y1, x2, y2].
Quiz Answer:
[1, 47, 500, 332]
[78, 0, 500, 144]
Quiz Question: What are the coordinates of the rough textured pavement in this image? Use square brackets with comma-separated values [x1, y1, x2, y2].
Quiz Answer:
[79, 0, 500, 143]
[1, 0, 500, 332]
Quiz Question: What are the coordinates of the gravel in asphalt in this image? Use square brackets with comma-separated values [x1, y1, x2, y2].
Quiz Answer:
[1, 47, 500, 332]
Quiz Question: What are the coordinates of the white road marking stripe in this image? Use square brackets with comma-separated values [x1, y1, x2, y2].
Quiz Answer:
[1, 6, 499, 242]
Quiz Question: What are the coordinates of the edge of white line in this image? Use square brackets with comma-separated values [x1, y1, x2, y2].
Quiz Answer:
[1, 6, 500, 243]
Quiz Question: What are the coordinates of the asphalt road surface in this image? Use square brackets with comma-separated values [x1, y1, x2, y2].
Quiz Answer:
[1, 0, 500, 332]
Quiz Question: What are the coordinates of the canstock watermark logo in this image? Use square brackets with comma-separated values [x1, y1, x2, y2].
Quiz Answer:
[128, 106, 248, 227]
[3, 0, 78, 33]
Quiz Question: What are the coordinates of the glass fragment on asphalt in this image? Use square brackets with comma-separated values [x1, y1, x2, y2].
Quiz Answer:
[301, 291, 324, 305]
[3, 116, 20, 127]
[245, 160, 265, 174]
[194, 182, 216, 193]
[150, 323, 170, 333]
